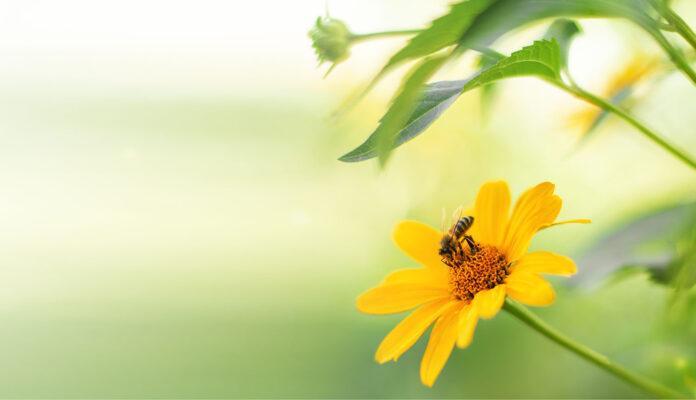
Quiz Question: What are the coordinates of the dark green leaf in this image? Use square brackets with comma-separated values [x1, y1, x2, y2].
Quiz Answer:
[341, 40, 565, 163]
[364, 54, 450, 166]
[339, 79, 467, 162]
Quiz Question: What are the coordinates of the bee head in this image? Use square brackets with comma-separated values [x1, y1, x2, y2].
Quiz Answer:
[439, 235, 452, 253]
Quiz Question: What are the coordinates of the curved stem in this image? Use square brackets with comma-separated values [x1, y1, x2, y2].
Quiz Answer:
[503, 299, 686, 399]
[657, 21, 677, 32]
[552, 81, 696, 170]
[648, 26, 696, 85]
[650, 0, 696, 50]
[350, 29, 421, 43]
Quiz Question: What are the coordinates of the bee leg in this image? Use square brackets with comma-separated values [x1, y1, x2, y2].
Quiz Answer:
[464, 235, 477, 253]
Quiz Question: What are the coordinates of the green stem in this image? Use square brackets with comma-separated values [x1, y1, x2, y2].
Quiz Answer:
[657, 21, 677, 32]
[648, 26, 696, 85]
[503, 299, 686, 399]
[552, 81, 696, 170]
[651, 0, 696, 51]
[350, 29, 421, 43]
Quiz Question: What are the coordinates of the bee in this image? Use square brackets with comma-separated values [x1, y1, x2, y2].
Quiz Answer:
[439, 215, 477, 267]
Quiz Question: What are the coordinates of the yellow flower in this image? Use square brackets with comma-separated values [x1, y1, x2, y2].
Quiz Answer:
[568, 54, 660, 134]
[356, 181, 589, 387]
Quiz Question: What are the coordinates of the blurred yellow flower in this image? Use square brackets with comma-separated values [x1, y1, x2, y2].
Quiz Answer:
[568, 55, 660, 134]
[357, 181, 589, 387]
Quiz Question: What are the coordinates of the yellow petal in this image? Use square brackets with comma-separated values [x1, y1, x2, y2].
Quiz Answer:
[502, 182, 561, 262]
[472, 285, 506, 319]
[356, 284, 451, 315]
[505, 271, 556, 306]
[510, 251, 577, 276]
[375, 298, 454, 363]
[393, 221, 444, 269]
[384, 266, 449, 288]
[456, 303, 479, 348]
[420, 302, 463, 387]
[538, 218, 591, 231]
[472, 181, 510, 247]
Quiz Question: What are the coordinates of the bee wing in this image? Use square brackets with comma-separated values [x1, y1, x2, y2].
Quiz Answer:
[451, 205, 464, 224]
[440, 207, 447, 234]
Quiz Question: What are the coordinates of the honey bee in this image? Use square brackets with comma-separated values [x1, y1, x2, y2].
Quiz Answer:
[439, 215, 477, 267]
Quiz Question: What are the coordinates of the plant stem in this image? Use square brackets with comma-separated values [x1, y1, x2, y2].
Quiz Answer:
[648, 26, 696, 85]
[350, 29, 421, 43]
[503, 299, 686, 399]
[651, 0, 696, 51]
[552, 81, 696, 170]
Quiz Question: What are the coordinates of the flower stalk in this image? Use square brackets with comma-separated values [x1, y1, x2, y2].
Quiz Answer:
[551, 80, 696, 170]
[650, 0, 696, 51]
[350, 29, 420, 43]
[503, 299, 686, 399]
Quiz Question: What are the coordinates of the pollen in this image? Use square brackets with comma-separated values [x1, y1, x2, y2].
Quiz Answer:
[449, 244, 510, 301]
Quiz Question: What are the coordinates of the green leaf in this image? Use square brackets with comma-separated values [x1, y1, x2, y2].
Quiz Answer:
[383, 0, 494, 71]
[479, 19, 580, 116]
[458, 0, 654, 50]
[339, 79, 467, 162]
[455, 0, 696, 83]
[341, 40, 565, 163]
[477, 51, 503, 117]
[460, 39, 562, 94]
[352, 0, 494, 101]
[364, 54, 450, 166]
[575, 202, 696, 286]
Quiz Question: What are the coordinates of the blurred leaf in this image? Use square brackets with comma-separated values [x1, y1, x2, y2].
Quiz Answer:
[543, 19, 582, 69]
[604, 264, 652, 287]
[576, 202, 696, 286]
[458, 0, 654, 50]
[477, 51, 503, 118]
[578, 88, 634, 140]
[456, 0, 695, 83]
[367, 0, 494, 91]
[460, 40, 562, 93]
[339, 78, 467, 162]
[361, 54, 451, 166]
[602, 218, 696, 326]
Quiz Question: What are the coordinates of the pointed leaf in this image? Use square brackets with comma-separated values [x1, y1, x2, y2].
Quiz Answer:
[339, 79, 467, 162]
[341, 40, 564, 163]
[387, 0, 494, 68]
[460, 40, 562, 94]
[368, 54, 451, 166]
[353, 0, 495, 102]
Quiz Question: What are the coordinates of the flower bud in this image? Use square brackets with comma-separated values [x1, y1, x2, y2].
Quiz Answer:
[308, 16, 352, 72]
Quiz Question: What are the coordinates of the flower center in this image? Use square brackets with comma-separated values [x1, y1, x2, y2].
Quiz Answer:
[448, 243, 510, 301]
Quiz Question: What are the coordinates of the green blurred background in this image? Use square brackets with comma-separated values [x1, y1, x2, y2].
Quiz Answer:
[0, 0, 695, 397]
